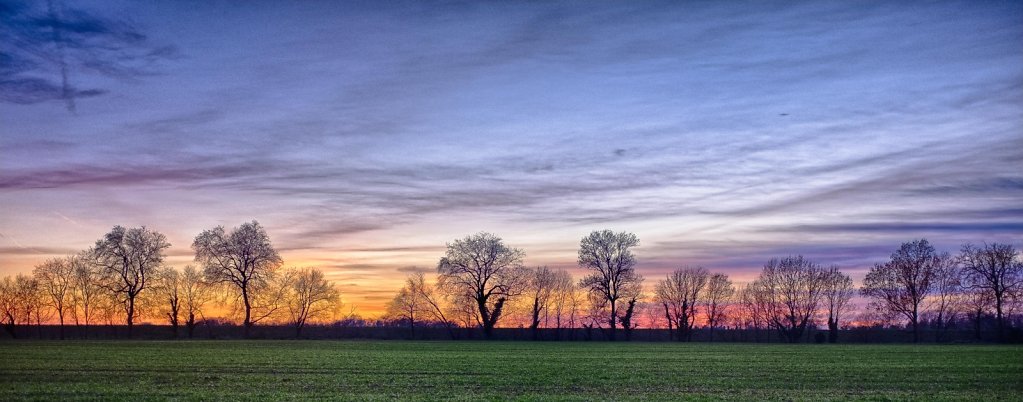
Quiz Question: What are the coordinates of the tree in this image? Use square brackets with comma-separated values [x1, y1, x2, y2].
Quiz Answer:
[930, 256, 962, 341]
[822, 266, 854, 343]
[437, 232, 527, 339]
[155, 267, 183, 337]
[193, 220, 283, 337]
[703, 272, 734, 342]
[180, 265, 214, 338]
[961, 287, 994, 340]
[549, 272, 579, 338]
[751, 255, 827, 343]
[655, 267, 708, 342]
[861, 239, 942, 343]
[284, 267, 341, 337]
[578, 230, 642, 341]
[959, 242, 1022, 341]
[91, 225, 170, 337]
[70, 254, 102, 337]
[526, 266, 569, 340]
[0, 274, 40, 338]
[403, 272, 459, 339]
[33, 256, 75, 339]
[736, 283, 769, 342]
[387, 273, 428, 338]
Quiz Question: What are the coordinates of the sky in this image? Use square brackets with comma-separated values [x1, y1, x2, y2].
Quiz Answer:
[1, 0, 1021, 317]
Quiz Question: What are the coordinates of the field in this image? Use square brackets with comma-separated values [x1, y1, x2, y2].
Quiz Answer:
[1, 341, 1021, 401]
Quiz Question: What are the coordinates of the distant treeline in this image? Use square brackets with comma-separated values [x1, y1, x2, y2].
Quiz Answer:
[2, 221, 1021, 343]
[6, 320, 1022, 343]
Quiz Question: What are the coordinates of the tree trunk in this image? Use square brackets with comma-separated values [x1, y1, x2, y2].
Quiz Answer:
[663, 304, 672, 341]
[187, 312, 196, 339]
[828, 318, 838, 343]
[995, 297, 1004, 342]
[530, 297, 541, 341]
[911, 309, 919, 343]
[126, 296, 135, 338]
[242, 286, 252, 338]
[973, 313, 982, 340]
[480, 297, 505, 339]
[608, 299, 617, 341]
[3, 317, 15, 339]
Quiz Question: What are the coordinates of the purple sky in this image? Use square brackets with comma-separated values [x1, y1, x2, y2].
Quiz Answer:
[1, 0, 1021, 314]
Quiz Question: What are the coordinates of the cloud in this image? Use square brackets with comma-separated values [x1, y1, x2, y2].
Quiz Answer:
[0, 246, 79, 256]
[0, 0, 176, 110]
[765, 222, 1023, 235]
[395, 266, 432, 274]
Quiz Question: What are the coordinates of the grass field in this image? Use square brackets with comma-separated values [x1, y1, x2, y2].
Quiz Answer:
[1, 341, 1021, 401]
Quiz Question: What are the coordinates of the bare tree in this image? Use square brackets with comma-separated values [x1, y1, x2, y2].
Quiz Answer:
[961, 287, 994, 340]
[930, 255, 962, 341]
[1, 274, 42, 338]
[70, 254, 101, 337]
[387, 273, 428, 338]
[822, 266, 854, 343]
[27, 278, 48, 337]
[959, 242, 1022, 341]
[655, 267, 708, 342]
[736, 284, 768, 342]
[33, 256, 75, 339]
[437, 232, 528, 339]
[91, 226, 170, 337]
[407, 272, 459, 339]
[285, 267, 341, 337]
[180, 265, 214, 338]
[703, 272, 735, 342]
[578, 229, 642, 341]
[752, 255, 827, 343]
[548, 270, 578, 339]
[861, 239, 942, 343]
[526, 266, 568, 340]
[154, 267, 183, 337]
[193, 220, 283, 337]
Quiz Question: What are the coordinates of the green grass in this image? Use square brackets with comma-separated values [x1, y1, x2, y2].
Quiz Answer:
[0, 341, 1020, 401]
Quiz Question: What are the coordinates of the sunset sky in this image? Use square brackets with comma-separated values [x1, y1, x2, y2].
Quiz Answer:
[2, 1, 1021, 317]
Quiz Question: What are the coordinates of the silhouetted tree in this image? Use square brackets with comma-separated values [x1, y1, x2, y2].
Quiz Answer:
[526, 266, 569, 340]
[193, 220, 283, 337]
[437, 232, 527, 339]
[822, 266, 854, 343]
[704, 272, 734, 342]
[388, 273, 428, 338]
[737, 283, 769, 342]
[180, 265, 214, 339]
[91, 226, 170, 337]
[1, 274, 42, 338]
[285, 267, 340, 337]
[549, 272, 579, 338]
[655, 267, 708, 342]
[862, 239, 943, 343]
[407, 272, 459, 339]
[961, 287, 994, 340]
[70, 254, 101, 337]
[33, 256, 75, 339]
[578, 230, 642, 341]
[752, 255, 827, 343]
[155, 267, 182, 337]
[960, 242, 1022, 341]
[930, 256, 962, 341]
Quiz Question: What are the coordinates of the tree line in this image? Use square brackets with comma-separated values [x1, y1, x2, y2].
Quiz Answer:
[2, 223, 1021, 343]
[0, 221, 339, 339]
